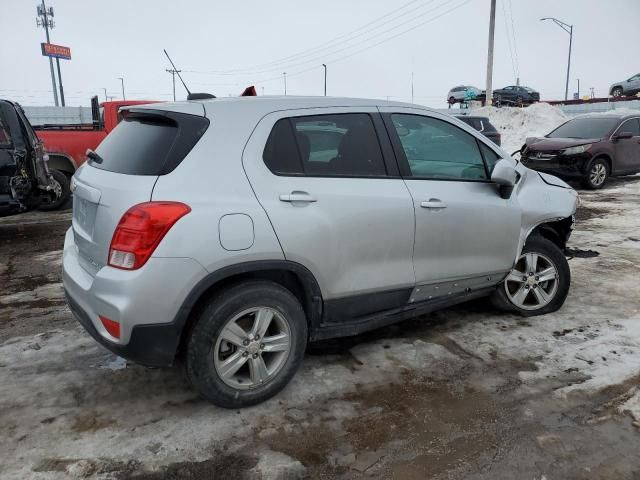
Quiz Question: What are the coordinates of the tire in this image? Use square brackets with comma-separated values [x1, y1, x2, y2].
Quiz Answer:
[38, 169, 70, 211]
[612, 87, 623, 97]
[581, 158, 609, 190]
[186, 281, 307, 408]
[491, 236, 570, 317]
[448, 96, 456, 105]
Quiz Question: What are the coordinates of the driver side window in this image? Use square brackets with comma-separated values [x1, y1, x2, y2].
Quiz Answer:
[391, 114, 488, 180]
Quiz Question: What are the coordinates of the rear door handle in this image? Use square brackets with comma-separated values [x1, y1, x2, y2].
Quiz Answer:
[421, 199, 448, 209]
[279, 192, 317, 203]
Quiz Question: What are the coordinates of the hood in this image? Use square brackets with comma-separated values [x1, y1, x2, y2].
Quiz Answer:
[525, 136, 599, 152]
[537, 171, 572, 189]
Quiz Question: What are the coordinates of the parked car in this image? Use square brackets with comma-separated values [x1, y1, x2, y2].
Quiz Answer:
[609, 73, 640, 98]
[0, 99, 66, 216]
[454, 115, 501, 145]
[520, 113, 640, 189]
[447, 85, 482, 105]
[63, 96, 578, 408]
[493, 85, 540, 106]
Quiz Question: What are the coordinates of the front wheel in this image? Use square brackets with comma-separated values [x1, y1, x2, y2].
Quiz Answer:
[186, 281, 307, 408]
[582, 158, 609, 190]
[491, 236, 570, 316]
[612, 87, 623, 97]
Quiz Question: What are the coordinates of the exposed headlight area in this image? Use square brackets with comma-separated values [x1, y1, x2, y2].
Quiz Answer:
[562, 144, 592, 156]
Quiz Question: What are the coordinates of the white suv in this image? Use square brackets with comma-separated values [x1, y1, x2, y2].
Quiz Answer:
[63, 96, 578, 407]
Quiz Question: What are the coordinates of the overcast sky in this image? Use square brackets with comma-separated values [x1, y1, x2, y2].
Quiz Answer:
[1, 0, 638, 108]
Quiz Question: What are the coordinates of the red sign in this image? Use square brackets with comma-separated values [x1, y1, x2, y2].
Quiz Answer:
[41, 43, 71, 60]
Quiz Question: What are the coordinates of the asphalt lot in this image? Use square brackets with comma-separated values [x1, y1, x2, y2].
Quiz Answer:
[1, 177, 640, 480]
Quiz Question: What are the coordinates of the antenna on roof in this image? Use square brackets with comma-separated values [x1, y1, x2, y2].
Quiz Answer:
[163, 49, 192, 97]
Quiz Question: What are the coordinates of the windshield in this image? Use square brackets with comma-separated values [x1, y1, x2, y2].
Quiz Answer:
[547, 117, 619, 139]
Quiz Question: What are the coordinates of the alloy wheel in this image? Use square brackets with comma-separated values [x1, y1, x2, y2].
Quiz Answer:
[504, 252, 559, 311]
[589, 163, 607, 187]
[213, 307, 291, 390]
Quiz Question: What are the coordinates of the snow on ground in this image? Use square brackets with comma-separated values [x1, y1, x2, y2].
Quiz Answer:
[474, 102, 569, 154]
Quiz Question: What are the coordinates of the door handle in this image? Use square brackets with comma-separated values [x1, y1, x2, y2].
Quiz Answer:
[279, 192, 317, 203]
[421, 199, 448, 209]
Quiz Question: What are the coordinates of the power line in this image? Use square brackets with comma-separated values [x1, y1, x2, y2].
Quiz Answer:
[508, 0, 520, 78]
[501, 0, 518, 81]
[184, 0, 431, 75]
[245, 0, 474, 86]
[185, 0, 457, 77]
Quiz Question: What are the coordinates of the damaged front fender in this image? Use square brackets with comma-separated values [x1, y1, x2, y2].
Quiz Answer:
[514, 166, 579, 259]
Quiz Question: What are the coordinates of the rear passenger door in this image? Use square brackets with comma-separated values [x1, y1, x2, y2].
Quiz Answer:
[380, 108, 520, 291]
[242, 108, 416, 305]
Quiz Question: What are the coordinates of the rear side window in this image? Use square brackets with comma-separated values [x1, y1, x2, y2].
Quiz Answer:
[93, 111, 209, 175]
[263, 113, 386, 177]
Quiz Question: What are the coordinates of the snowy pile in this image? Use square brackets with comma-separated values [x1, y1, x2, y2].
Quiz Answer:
[474, 102, 569, 154]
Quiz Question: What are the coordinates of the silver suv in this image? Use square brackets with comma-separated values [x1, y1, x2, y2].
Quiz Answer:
[63, 97, 578, 408]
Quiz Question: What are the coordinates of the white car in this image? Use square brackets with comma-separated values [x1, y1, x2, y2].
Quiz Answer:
[447, 85, 482, 105]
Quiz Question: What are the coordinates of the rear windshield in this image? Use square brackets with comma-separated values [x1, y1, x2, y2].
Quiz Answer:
[547, 117, 619, 139]
[93, 111, 209, 175]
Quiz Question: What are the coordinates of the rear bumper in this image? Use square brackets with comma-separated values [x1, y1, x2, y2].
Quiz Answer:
[62, 228, 207, 367]
[65, 292, 180, 367]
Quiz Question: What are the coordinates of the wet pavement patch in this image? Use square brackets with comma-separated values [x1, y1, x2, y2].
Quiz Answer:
[565, 247, 600, 258]
[121, 453, 257, 480]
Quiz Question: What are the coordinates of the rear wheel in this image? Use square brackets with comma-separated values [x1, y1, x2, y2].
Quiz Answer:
[38, 169, 70, 211]
[491, 236, 570, 316]
[612, 87, 623, 97]
[582, 158, 609, 189]
[186, 281, 307, 408]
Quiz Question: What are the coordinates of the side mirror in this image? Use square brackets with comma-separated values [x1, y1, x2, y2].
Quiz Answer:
[491, 159, 517, 186]
[614, 131, 633, 140]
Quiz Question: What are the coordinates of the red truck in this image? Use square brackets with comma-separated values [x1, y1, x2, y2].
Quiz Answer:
[34, 97, 157, 203]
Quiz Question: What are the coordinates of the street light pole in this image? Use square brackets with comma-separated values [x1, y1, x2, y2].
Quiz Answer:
[102, 88, 107, 101]
[322, 64, 327, 96]
[541, 17, 573, 101]
[283, 72, 287, 95]
[118, 77, 125, 100]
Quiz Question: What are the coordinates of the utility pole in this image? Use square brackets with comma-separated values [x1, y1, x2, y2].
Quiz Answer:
[541, 17, 573, 101]
[322, 64, 327, 96]
[283, 72, 287, 95]
[36, 0, 59, 106]
[118, 77, 125, 100]
[166, 69, 181, 101]
[576, 78, 580, 99]
[485, 0, 496, 106]
[102, 87, 107, 101]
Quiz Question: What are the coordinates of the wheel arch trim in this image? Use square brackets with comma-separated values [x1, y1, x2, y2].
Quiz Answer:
[173, 260, 324, 357]
[46, 152, 78, 172]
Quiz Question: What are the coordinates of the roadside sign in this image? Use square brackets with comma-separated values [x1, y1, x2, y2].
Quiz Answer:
[41, 43, 71, 60]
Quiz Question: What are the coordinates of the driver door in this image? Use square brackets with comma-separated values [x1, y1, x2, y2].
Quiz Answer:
[380, 108, 521, 289]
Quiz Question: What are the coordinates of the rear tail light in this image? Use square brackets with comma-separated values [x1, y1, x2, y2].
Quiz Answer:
[108, 202, 191, 270]
[100, 315, 121, 338]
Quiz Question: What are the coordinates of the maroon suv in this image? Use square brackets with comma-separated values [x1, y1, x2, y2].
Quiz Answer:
[521, 113, 640, 189]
